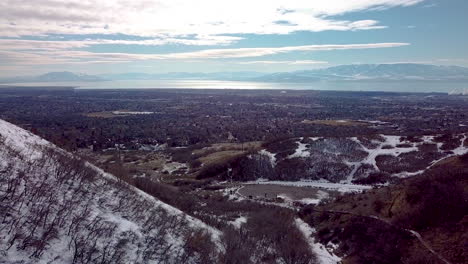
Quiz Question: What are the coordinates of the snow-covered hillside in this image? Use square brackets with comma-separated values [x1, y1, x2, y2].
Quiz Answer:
[255, 133, 468, 184]
[0, 119, 220, 263]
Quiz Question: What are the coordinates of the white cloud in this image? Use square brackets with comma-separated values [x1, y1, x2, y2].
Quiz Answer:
[0, 0, 425, 40]
[422, 3, 437, 8]
[0, 0, 422, 70]
[0, 37, 245, 51]
[153, 43, 409, 59]
[379, 59, 468, 67]
[0, 42, 409, 67]
[239, 60, 328, 65]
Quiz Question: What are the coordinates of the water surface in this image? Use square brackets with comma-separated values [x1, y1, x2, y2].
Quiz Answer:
[5, 80, 468, 93]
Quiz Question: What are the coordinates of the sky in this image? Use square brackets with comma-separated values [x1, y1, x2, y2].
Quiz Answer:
[0, 0, 467, 76]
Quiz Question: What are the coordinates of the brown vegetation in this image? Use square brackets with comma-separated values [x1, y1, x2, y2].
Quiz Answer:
[300, 155, 468, 263]
[301, 120, 367, 126]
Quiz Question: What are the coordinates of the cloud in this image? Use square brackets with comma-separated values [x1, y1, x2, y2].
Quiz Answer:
[0, 37, 245, 51]
[153, 43, 410, 59]
[0, 0, 425, 40]
[0, 50, 132, 66]
[380, 58, 468, 66]
[435, 58, 468, 66]
[238, 60, 328, 65]
[422, 3, 437, 8]
[0, 42, 409, 67]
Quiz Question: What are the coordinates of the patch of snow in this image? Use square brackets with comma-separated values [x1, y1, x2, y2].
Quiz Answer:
[299, 198, 321, 205]
[246, 179, 371, 193]
[229, 216, 247, 229]
[356, 134, 418, 171]
[112, 111, 154, 115]
[317, 190, 329, 199]
[393, 134, 467, 177]
[327, 241, 339, 251]
[219, 186, 245, 201]
[452, 134, 468, 155]
[358, 120, 390, 125]
[259, 149, 277, 166]
[299, 190, 329, 205]
[103, 213, 143, 237]
[289, 138, 311, 158]
[277, 193, 293, 201]
[162, 162, 186, 174]
[343, 161, 362, 183]
[393, 169, 426, 178]
[295, 218, 342, 264]
[421, 135, 436, 143]
[0, 119, 50, 160]
[139, 143, 166, 151]
[310, 137, 322, 141]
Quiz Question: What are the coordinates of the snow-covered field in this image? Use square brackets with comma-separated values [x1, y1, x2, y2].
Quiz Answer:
[245, 179, 372, 193]
[0, 119, 220, 264]
[112, 111, 154, 115]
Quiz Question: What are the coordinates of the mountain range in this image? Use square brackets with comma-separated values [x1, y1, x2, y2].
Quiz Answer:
[1, 64, 468, 83]
[253, 64, 468, 82]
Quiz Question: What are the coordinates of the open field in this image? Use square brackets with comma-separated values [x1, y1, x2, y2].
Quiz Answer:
[85, 111, 120, 118]
[198, 150, 245, 165]
[238, 184, 325, 201]
[85, 110, 155, 118]
[192, 141, 263, 156]
[301, 119, 368, 126]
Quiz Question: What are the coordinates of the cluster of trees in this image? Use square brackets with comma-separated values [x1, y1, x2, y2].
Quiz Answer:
[107, 150, 320, 263]
[0, 133, 324, 263]
[299, 154, 468, 263]
[221, 209, 317, 264]
[0, 141, 217, 263]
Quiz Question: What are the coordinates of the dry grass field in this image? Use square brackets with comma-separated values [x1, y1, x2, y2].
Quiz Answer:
[301, 119, 367, 126]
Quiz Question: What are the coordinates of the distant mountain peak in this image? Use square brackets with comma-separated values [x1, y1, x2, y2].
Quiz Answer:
[1, 64, 468, 84]
[254, 63, 468, 82]
[37, 71, 105, 82]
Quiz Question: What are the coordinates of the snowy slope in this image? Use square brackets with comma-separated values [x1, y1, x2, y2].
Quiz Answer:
[0, 119, 220, 264]
[259, 133, 468, 184]
[295, 219, 341, 264]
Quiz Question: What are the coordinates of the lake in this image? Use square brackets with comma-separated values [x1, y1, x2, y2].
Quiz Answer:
[4, 80, 468, 94]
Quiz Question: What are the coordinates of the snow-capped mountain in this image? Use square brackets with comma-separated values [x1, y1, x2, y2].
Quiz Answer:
[0, 119, 220, 263]
[2, 64, 467, 84]
[36, 71, 106, 82]
[0, 72, 105, 83]
[253, 64, 468, 82]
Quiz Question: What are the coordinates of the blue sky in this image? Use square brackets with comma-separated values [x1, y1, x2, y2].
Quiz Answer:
[0, 0, 467, 76]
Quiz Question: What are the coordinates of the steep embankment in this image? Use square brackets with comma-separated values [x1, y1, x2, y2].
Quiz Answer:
[299, 154, 468, 264]
[0, 119, 220, 264]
